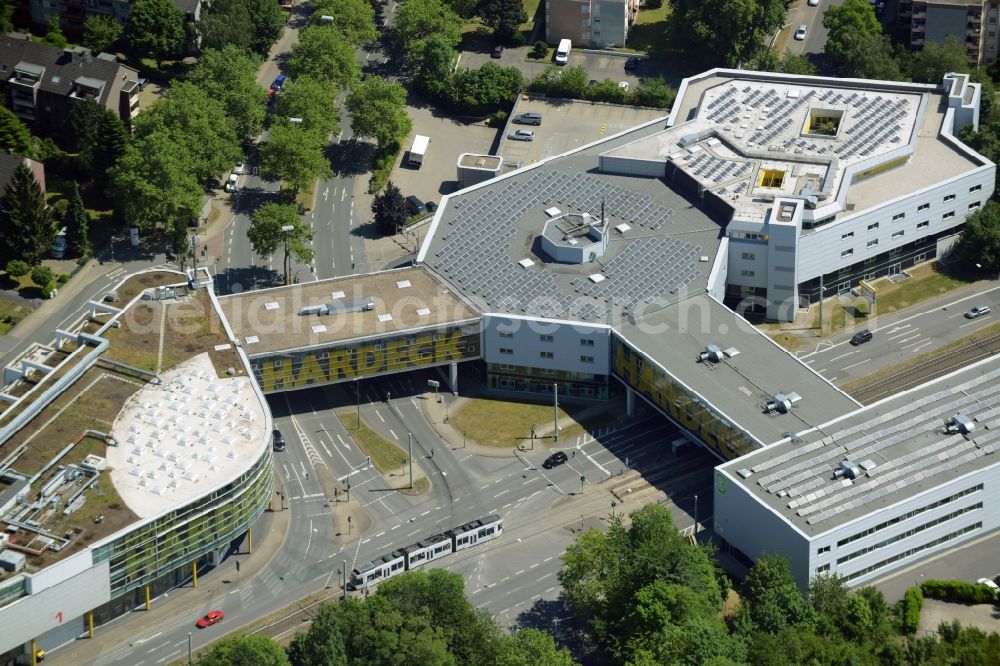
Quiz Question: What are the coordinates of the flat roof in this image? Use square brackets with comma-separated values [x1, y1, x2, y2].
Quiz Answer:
[614, 71, 984, 224]
[217, 266, 480, 355]
[617, 294, 860, 448]
[719, 357, 1000, 537]
[421, 120, 724, 323]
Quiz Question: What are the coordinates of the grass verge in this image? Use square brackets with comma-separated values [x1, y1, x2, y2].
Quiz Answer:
[0, 299, 31, 335]
[625, 3, 671, 56]
[866, 261, 977, 315]
[448, 396, 619, 447]
[334, 409, 409, 472]
[369, 141, 402, 194]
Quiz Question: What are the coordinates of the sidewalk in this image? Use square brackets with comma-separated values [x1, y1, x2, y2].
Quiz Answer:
[47, 473, 291, 666]
[0, 259, 119, 360]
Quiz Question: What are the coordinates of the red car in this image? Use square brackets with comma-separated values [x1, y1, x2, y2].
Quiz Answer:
[196, 610, 224, 628]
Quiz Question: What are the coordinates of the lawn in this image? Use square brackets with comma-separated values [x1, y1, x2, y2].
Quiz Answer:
[519, 0, 544, 38]
[448, 396, 619, 447]
[866, 261, 977, 315]
[335, 409, 410, 473]
[626, 3, 672, 57]
[0, 299, 31, 336]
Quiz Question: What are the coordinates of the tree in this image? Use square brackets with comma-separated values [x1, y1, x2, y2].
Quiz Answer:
[274, 77, 340, 137]
[911, 35, 969, 83]
[0, 0, 13, 34]
[288, 26, 361, 88]
[309, 0, 377, 45]
[734, 554, 814, 635]
[633, 77, 676, 109]
[65, 182, 91, 257]
[346, 77, 412, 149]
[835, 31, 904, 81]
[187, 46, 268, 143]
[196, 635, 289, 666]
[198, 0, 254, 52]
[126, 0, 186, 65]
[478, 0, 527, 40]
[394, 0, 462, 52]
[953, 200, 1000, 272]
[823, 0, 881, 66]
[5, 260, 29, 279]
[0, 164, 56, 266]
[412, 35, 456, 98]
[0, 106, 35, 157]
[44, 16, 68, 48]
[496, 629, 577, 666]
[258, 123, 332, 194]
[65, 99, 105, 154]
[133, 81, 241, 187]
[89, 109, 129, 188]
[242, 0, 286, 53]
[248, 204, 314, 285]
[372, 181, 408, 234]
[108, 132, 202, 234]
[30, 265, 54, 289]
[668, 0, 787, 67]
[546, 65, 589, 99]
[83, 14, 122, 54]
[451, 63, 525, 111]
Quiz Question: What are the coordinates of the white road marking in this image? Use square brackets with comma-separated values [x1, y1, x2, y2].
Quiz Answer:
[829, 350, 858, 362]
[841, 359, 869, 371]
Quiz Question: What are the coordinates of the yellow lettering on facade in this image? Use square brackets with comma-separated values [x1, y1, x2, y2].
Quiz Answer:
[261, 358, 294, 392]
[296, 354, 328, 387]
[360, 346, 386, 374]
[433, 329, 465, 362]
[328, 348, 358, 380]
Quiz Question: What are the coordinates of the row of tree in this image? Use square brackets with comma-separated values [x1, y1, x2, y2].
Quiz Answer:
[526, 65, 676, 109]
[188, 503, 1000, 666]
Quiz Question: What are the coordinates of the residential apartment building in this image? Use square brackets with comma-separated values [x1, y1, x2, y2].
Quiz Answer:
[898, 0, 1000, 65]
[0, 34, 141, 134]
[25, 0, 202, 41]
[545, 0, 638, 48]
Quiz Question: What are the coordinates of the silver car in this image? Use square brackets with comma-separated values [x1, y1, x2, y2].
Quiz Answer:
[965, 305, 991, 319]
[794, 24, 808, 40]
[508, 129, 534, 141]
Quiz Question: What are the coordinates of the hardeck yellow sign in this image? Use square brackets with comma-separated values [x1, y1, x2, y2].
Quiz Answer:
[612, 341, 754, 460]
[253, 325, 480, 392]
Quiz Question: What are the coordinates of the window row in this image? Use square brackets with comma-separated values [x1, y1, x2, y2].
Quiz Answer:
[836, 502, 982, 565]
[836, 484, 982, 547]
[843, 522, 981, 582]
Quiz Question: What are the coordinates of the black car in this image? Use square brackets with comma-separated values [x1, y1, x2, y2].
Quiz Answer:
[406, 195, 427, 215]
[542, 451, 568, 469]
[491, 45, 504, 59]
[624, 56, 638, 71]
[272, 429, 286, 451]
[850, 329, 873, 346]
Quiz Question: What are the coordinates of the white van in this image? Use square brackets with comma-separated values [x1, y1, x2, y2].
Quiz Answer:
[555, 38, 571, 65]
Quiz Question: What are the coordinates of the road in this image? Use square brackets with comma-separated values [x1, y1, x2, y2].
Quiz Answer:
[783, 0, 844, 65]
[796, 282, 1000, 386]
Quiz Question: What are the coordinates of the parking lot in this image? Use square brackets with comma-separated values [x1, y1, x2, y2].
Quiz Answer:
[460, 47, 648, 89]
[500, 97, 667, 164]
[389, 101, 499, 207]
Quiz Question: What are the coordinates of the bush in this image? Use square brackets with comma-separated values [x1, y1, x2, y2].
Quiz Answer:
[531, 41, 548, 59]
[368, 141, 401, 194]
[901, 586, 923, 634]
[42, 282, 58, 299]
[57, 273, 70, 286]
[31, 265, 55, 289]
[491, 110, 508, 127]
[5, 260, 30, 279]
[920, 579, 997, 604]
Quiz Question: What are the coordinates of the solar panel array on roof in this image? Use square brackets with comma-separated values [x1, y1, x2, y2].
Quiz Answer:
[428, 170, 695, 321]
[740, 366, 1000, 527]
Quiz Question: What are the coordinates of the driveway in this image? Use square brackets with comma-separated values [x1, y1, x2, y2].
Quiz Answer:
[780, 0, 844, 65]
[459, 47, 647, 89]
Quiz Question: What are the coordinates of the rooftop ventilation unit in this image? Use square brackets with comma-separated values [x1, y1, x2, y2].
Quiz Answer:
[299, 297, 375, 317]
[840, 460, 861, 480]
[698, 345, 741, 363]
[764, 391, 801, 414]
[945, 413, 975, 435]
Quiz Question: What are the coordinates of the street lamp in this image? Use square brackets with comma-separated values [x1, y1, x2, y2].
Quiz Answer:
[355, 376, 361, 429]
[693, 494, 699, 538]
[280, 224, 294, 285]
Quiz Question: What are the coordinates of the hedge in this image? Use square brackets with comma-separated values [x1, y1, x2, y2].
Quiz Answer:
[920, 579, 997, 604]
[901, 586, 923, 634]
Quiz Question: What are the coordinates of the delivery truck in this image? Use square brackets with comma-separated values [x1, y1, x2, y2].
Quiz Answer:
[409, 134, 429, 167]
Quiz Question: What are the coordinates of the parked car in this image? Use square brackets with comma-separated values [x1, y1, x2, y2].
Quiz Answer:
[270, 74, 287, 92]
[543, 451, 568, 469]
[508, 129, 535, 141]
[794, 24, 808, 40]
[233, 161, 247, 175]
[807, 0, 819, 5]
[196, 610, 224, 628]
[224, 173, 239, 192]
[51, 227, 67, 259]
[977, 577, 1000, 592]
[272, 429, 285, 451]
[426, 201, 437, 212]
[406, 195, 427, 215]
[965, 305, 991, 319]
[514, 112, 542, 125]
[618, 81, 630, 91]
[850, 329, 873, 346]
[624, 56, 638, 71]
[491, 45, 504, 59]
